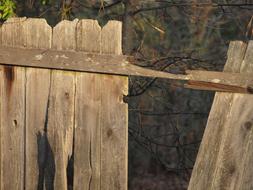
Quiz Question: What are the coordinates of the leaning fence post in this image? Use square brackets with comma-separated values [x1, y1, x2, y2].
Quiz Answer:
[188, 41, 253, 190]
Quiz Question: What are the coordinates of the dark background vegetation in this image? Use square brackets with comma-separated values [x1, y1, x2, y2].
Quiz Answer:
[1, 0, 252, 189]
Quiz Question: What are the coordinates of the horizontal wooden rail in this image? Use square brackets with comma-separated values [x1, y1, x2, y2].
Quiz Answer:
[0, 46, 252, 93]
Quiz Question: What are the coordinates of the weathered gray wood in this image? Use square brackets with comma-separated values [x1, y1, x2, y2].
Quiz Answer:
[188, 41, 248, 190]
[24, 18, 52, 190]
[209, 41, 253, 190]
[235, 41, 253, 189]
[1, 17, 26, 47]
[74, 19, 102, 190]
[0, 46, 252, 93]
[44, 70, 75, 190]
[74, 74, 102, 190]
[46, 20, 77, 190]
[100, 21, 128, 190]
[76, 19, 101, 53]
[0, 18, 26, 190]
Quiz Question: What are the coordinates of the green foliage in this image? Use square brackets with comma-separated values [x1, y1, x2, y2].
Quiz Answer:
[0, 0, 16, 20]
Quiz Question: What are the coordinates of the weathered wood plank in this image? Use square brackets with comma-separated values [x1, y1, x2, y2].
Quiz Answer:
[23, 18, 52, 190]
[74, 74, 102, 190]
[210, 40, 253, 190]
[234, 41, 253, 190]
[45, 19, 77, 190]
[74, 19, 102, 190]
[0, 46, 253, 94]
[100, 21, 128, 190]
[185, 81, 251, 94]
[188, 41, 248, 190]
[0, 18, 26, 190]
[76, 19, 101, 53]
[1, 17, 26, 47]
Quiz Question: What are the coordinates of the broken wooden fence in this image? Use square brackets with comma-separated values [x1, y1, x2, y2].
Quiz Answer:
[188, 41, 253, 190]
[0, 18, 128, 190]
[1, 17, 253, 190]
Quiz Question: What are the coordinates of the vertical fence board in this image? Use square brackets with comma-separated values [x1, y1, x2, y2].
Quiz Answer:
[0, 18, 26, 190]
[235, 41, 253, 189]
[1, 17, 26, 47]
[76, 19, 101, 53]
[214, 41, 253, 190]
[74, 19, 102, 190]
[46, 20, 77, 190]
[23, 18, 52, 190]
[45, 71, 75, 189]
[188, 41, 248, 190]
[100, 21, 128, 190]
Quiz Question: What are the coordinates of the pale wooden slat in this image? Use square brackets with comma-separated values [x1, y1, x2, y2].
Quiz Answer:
[47, 20, 77, 190]
[188, 41, 247, 190]
[209, 40, 253, 190]
[76, 19, 101, 53]
[235, 40, 253, 189]
[74, 19, 102, 190]
[0, 18, 26, 190]
[23, 18, 52, 190]
[100, 21, 128, 190]
[101, 21, 122, 55]
[23, 18, 52, 48]
[45, 70, 75, 189]
[52, 19, 78, 50]
[74, 73, 102, 190]
[1, 17, 26, 47]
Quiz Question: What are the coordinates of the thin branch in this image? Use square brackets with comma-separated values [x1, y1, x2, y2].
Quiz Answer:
[132, 2, 253, 15]
[75, 0, 123, 10]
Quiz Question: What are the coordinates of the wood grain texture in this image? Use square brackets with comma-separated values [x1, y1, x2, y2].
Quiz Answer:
[101, 21, 122, 55]
[188, 41, 248, 190]
[210, 40, 253, 190]
[234, 41, 253, 189]
[0, 18, 129, 190]
[74, 73, 102, 190]
[0, 18, 26, 190]
[1, 17, 26, 47]
[74, 19, 102, 190]
[76, 19, 101, 53]
[46, 20, 77, 190]
[100, 21, 128, 190]
[23, 19, 52, 190]
[0, 46, 253, 94]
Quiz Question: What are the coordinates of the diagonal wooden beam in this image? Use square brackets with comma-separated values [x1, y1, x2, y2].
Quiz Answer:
[0, 46, 252, 93]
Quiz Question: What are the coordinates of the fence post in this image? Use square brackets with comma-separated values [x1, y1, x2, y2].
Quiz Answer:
[188, 41, 253, 190]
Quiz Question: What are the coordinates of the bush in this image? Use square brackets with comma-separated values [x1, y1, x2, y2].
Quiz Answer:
[0, 0, 16, 20]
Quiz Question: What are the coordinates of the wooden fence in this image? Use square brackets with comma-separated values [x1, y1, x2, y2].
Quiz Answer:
[0, 18, 128, 190]
[188, 41, 253, 190]
[0, 17, 253, 190]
